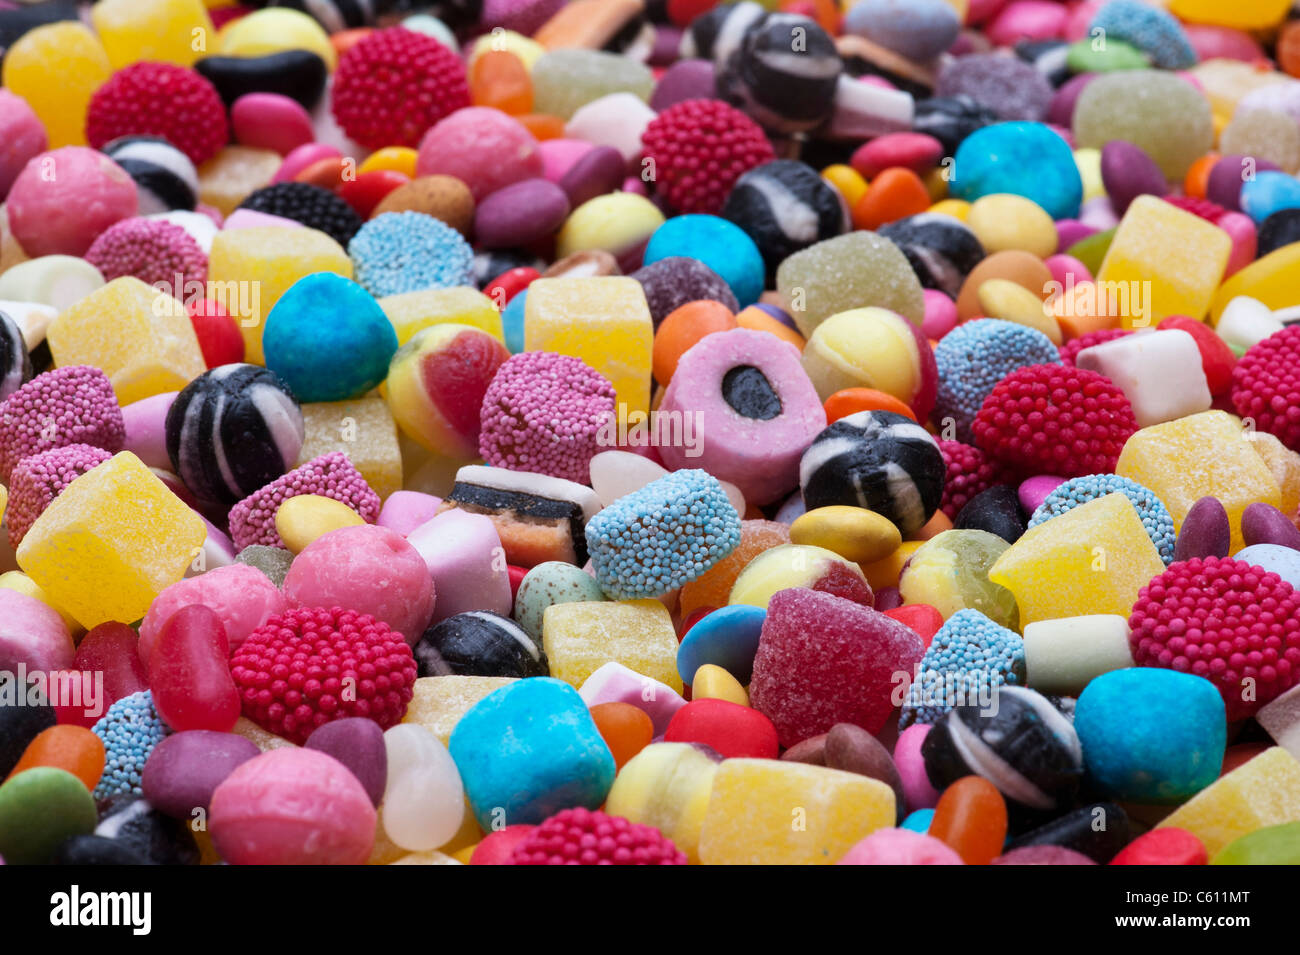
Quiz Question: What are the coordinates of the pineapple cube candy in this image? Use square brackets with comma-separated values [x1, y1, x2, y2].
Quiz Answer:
[296, 398, 403, 501]
[91, 0, 214, 70]
[524, 277, 653, 415]
[1096, 195, 1231, 327]
[380, 287, 504, 346]
[988, 493, 1166, 629]
[48, 277, 205, 404]
[1159, 747, 1300, 856]
[698, 759, 895, 865]
[16, 451, 206, 628]
[542, 598, 682, 693]
[207, 226, 352, 365]
[1116, 410, 1281, 553]
[402, 675, 515, 745]
[197, 147, 281, 217]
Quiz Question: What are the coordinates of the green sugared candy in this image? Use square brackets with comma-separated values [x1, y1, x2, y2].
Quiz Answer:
[1067, 228, 1116, 276]
[1073, 70, 1214, 180]
[235, 545, 295, 587]
[1211, 820, 1300, 864]
[899, 529, 1019, 630]
[531, 49, 653, 120]
[0, 768, 97, 864]
[1065, 38, 1150, 74]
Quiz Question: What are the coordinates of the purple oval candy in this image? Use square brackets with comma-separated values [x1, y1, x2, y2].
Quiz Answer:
[1101, 140, 1168, 215]
[1241, 502, 1300, 551]
[649, 59, 715, 112]
[1049, 73, 1097, 129]
[559, 146, 626, 210]
[304, 717, 388, 807]
[474, 178, 570, 249]
[141, 730, 260, 818]
[1207, 154, 1284, 212]
[1174, 496, 1231, 562]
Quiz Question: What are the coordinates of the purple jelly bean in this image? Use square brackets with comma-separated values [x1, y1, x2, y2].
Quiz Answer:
[1241, 502, 1300, 551]
[1174, 496, 1231, 562]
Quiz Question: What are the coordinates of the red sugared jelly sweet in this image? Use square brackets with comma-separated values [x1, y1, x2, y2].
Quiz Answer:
[884, 604, 944, 648]
[929, 776, 1008, 866]
[149, 605, 240, 733]
[1110, 827, 1207, 866]
[663, 697, 779, 759]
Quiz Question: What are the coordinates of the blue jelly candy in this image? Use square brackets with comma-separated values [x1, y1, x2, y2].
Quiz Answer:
[677, 603, 766, 685]
[1029, 473, 1177, 564]
[348, 210, 474, 297]
[263, 272, 399, 403]
[951, 122, 1084, 220]
[642, 215, 765, 308]
[448, 677, 616, 830]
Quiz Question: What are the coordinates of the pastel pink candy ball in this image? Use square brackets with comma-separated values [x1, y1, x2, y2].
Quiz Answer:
[231, 93, 314, 156]
[838, 828, 964, 865]
[537, 138, 594, 183]
[209, 748, 376, 865]
[922, 289, 958, 340]
[893, 723, 940, 810]
[416, 107, 542, 202]
[0, 89, 48, 199]
[282, 524, 436, 645]
[0, 589, 73, 673]
[1044, 253, 1092, 289]
[139, 563, 288, 664]
[7, 146, 137, 257]
[986, 1, 1067, 47]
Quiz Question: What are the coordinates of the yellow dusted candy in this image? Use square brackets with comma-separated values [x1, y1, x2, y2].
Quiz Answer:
[1116, 410, 1281, 553]
[789, 505, 901, 565]
[1074, 148, 1104, 203]
[928, 198, 970, 221]
[605, 742, 720, 865]
[966, 194, 1056, 259]
[1159, 747, 1300, 856]
[402, 676, 515, 744]
[800, 306, 928, 404]
[555, 193, 665, 265]
[977, 278, 1062, 344]
[380, 286, 504, 346]
[48, 277, 205, 405]
[1169, 0, 1291, 30]
[1096, 195, 1231, 327]
[698, 759, 895, 865]
[1210, 243, 1300, 325]
[0, 571, 83, 638]
[691, 664, 749, 707]
[208, 226, 352, 365]
[16, 452, 205, 629]
[524, 276, 653, 416]
[542, 599, 683, 693]
[1252, 432, 1300, 519]
[821, 164, 867, 207]
[297, 398, 403, 501]
[988, 493, 1166, 629]
[359, 147, 419, 178]
[274, 494, 366, 553]
[2, 23, 112, 149]
[217, 8, 336, 70]
[197, 146, 282, 216]
[91, 0, 215, 69]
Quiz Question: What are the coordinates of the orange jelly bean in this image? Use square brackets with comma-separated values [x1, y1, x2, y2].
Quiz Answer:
[7, 725, 106, 792]
[824, 387, 918, 423]
[653, 300, 736, 386]
[516, 113, 566, 141]
[734, 305, 805, 351]
[1183, 152, 1219, 199]
[852, 167, 931, 230]
[294, 155, 352, 193]
[929, 775, 1007, 865]
[589, 702, 654, 769]
[470, 50, 533, 116]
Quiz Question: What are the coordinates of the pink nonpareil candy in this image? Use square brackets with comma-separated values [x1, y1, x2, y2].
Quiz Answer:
[838, 828, 964, 865]
[148, 604, 240, 733]
[377, 490, 442, 537]
[137, 563, 288, 664]
[405, 508, 511, 624]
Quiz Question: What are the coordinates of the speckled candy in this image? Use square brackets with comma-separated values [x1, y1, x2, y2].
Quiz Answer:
[513, 561, 606, 642]
[349, 212, 474, 298]
[91, 690, 172, 800]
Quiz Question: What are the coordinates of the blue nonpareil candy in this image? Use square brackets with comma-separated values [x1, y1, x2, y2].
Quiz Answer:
[678, 604, 766, 685]
[1029, 473, 1177, 565]
[1088, 0, 1197, 71]
[900, 608, 1025, 729]
[348, 210, 474, 297]
[92, 690, 172, 801]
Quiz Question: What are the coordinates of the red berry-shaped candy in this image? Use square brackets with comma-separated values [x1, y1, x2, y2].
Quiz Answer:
[1231, 325, 1300, 450]
[509, 807, 688, 865]
[937, 439, 1016, 520]
[86, 62, 228, 165]
[641, 99, 775, 215]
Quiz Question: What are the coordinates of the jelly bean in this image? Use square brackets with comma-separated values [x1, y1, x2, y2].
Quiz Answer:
[148, 605, 240, 733]
[928, 775, 1007, 865]
[5, 725, 104, 791]
[851, 167, 932, 230]
[589, 702, 654, 770]
[338, 170, 408, 219]
[470, 50, 533, 116]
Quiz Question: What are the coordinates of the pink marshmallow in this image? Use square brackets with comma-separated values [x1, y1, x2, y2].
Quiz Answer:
[406, 509, 512, 623]
[837, 828, 965, 865]
[378, 490, 443, 537]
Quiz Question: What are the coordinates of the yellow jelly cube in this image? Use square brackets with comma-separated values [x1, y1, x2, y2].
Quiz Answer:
[1210, 243, 1300, 325]
[197, 146, 282, 217]
[524, 277, 654, 416]
[542, 599, 683, 693]
[606, 742, 719, 865]
[988, 493, 1166, 629]
[1096, 195, 1231, 327]
[1116, 410, 1281, 553]
[48, 277, 205, 405]
[207, 226, 352, 365]
[92, 0, 215, 69]
[691, 663, 748, 707]
[2, 23, 112, 148]
[380, 287, 504, 347]
[16, 452, 206, 628]
[402, 676, 516, 744]
[698, 759, 895, 865]
[297, 398, 403, 501]
[1159, 747, 1300, 856]
[1252, 432, 1300, 519]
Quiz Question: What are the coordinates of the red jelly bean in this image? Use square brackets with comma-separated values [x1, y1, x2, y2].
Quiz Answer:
[294, 155, 352, 193]
[339, 169, 408, 219]
[148, 605, 240, 732]
[1110, 827, 1207, 866]
[485, 267, 540, 309]
[663, 697, 779, 759]
[55, 622, 150, 727]
[883, 604, 945, 648]
[188, 297, 245, 368]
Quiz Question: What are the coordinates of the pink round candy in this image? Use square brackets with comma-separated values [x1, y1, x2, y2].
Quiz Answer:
[273, 143, 341, 184]
[894, 723, 940, 811]
[1184, 25, 1263, 63]
[851, 132, 944, 179]
[922, 288, 958, 340]
[1018, 475, 1066, 514]
[1062, 0, 1104, 41]
[1217, 211, 1258, 279]
[537, 138, 595, 184]
[138, 563, 288, 664]
[231, 93, 314, 156]
[1044, 253, 1092, 288]
[281, 524, 436, 646]
[209, 748, 376, 865]
[0, 588, 73, 673]
[416, 106, 542, 202]
[0, 89, 48, 199]
[377, 490, 443, 537]
[7, 147, 137, 257]
[838, 828, 965, 865]
[986, 1, 1067, 47]
[121, 392, 177, 471]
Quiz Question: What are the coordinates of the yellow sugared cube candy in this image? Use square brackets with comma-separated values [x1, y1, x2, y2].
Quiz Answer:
[197, 146, 282, 217]
[988, 493, 1166, 629]
[542, 599, 683, 693]
[1096, 195, 1231, 327]
[16, 452, 206, 628]
[1116, 410, 1281, 553]
[92, 0, 215, 69]
[380, 287, 504, 347]
[698, 759, 895, 865]
[1252, 432, 1300, 519]
[524, 277, 654, 416]
[402, 676, 516, 745]
[297, 398, 403, 501]
[1159, 747, 1300, 856]
[207, 226, 352, 365]
[2, 23, 112, 148]
[48, 277, 205, 405]
[1210, 244, 1300, 325]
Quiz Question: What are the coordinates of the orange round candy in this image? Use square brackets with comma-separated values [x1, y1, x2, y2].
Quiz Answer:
[908, 508, 953, 541]
[851, 167, 931, 230]
[735, 305, 805, 351]
[470, 50, 533, 116]
[589, 702, 654, 769]
[294, 156, 351, 192]
[1183, 152, 1219, 199]
[516, 113, 566, 141]
[7, 725, 105, 792]
[824, 387, 917, 423]
[653, 299, 736, 385]
[929, 775, 1007, 865]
